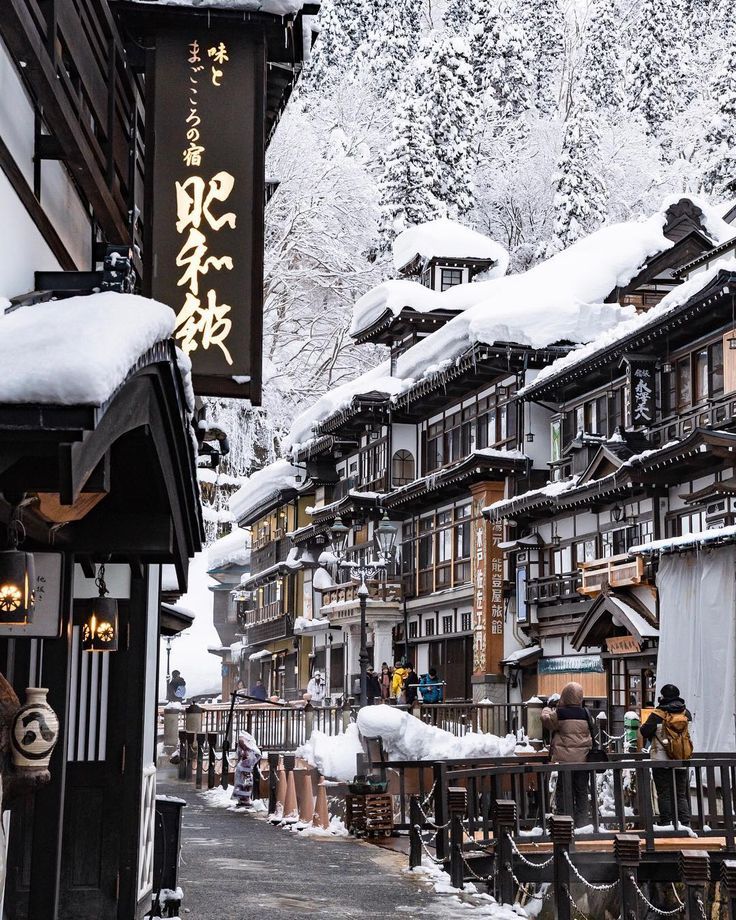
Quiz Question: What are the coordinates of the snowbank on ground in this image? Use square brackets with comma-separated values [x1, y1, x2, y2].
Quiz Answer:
[356, 706, 517, 762]
[289, 196, 731, 454]
[229, 458, 300, 523]
[0, 292, 176, 405]
[296, 724, 365, 781]
[207, 526, 250, 570]
[392, 218, 510, 274]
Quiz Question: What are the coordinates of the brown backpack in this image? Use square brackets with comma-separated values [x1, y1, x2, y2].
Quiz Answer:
[653, 708, 693, 760]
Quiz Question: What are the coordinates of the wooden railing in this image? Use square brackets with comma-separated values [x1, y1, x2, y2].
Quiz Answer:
[419, 702, 528, 737]
[578, 553, 647, 595]
[318, 579, 403, 608]
[526, 571, 582, 605]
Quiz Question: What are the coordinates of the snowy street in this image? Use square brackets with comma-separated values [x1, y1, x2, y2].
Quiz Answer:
[158, 768, 518, 920]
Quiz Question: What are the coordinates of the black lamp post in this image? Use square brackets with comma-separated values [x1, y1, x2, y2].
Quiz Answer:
[329, 513, 397, 707]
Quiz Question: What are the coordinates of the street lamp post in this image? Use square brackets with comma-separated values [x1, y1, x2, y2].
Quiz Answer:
[329, 513, 397, 707]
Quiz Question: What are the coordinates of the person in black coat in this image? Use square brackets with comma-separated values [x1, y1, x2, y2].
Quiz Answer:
[640, 683, 693, 826]
[366, 667, 382, 704]
[404, 665, 420, 706]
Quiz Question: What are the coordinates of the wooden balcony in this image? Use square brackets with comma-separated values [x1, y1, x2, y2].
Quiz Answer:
[526, 572, 581, 605]
[319, 579, 403, 608]
[578, 554, 647, 596]
[242, 601, 283, 626]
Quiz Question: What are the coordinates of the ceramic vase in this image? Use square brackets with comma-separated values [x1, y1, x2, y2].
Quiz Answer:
[10, 687, 59, 772]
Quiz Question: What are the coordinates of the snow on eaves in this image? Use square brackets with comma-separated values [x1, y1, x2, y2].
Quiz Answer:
[131, 0, 305, 14]
[630, 523, 736, 555]
[292, 195, 733, 456]
[526, 254, 736, 395]
[207, 526, 251, 571]
[229, 458, 300, 523]
[392, 218, 510, 273]
[0, 292, 177, 406]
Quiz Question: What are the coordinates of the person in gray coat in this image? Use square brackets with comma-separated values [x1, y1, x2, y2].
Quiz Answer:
[542, 682, 593, 827]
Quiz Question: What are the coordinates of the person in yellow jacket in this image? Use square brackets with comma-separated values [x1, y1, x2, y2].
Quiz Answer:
[391, 661, 409, 703]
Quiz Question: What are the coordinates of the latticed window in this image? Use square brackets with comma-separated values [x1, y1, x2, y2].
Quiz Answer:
[392, 449, 415, 486]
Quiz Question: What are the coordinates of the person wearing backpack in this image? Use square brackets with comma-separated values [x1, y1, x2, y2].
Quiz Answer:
[640, 683, 693, 826]
[419, 668, 443, 704]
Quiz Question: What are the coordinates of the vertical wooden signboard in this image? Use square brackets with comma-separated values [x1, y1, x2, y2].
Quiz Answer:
[470, 482, 505, 676]
[150, 27, 265, 400]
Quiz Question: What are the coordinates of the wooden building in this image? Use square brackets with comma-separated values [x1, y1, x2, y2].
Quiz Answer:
[0, 0, 315, 915]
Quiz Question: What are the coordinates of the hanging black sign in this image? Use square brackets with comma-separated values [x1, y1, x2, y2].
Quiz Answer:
[623, 355, 657, 428]
[150, 29, 265, 400]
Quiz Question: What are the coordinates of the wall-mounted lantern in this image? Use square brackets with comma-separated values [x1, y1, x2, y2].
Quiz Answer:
[0, 505, 35, 626]
[82, 564, 119, 652]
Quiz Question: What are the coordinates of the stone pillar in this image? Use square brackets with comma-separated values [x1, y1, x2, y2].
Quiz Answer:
[346, 624, 360, 695]
[371, 620, 394, 671]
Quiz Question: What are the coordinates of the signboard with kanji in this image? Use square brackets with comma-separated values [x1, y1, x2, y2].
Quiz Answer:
[150, 29, 265, 400]
[470, 482, 505, 676]
[623, 355, 656, 429]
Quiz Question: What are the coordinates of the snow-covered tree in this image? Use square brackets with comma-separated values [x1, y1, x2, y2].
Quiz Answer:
[443, 0, 475, 33]
[628, 0, 681, 133]
[377, 78, 444, 247]
[357, 0, 423, 93]
[471, 1, 533, 120]
[521, 0, 564, 112]
[578, 0, 623, 111]
[700, 42, 736, 198]
[302, 0, 365, 92]
[546, 103, 608, 253]
[419, 34, 477, 217]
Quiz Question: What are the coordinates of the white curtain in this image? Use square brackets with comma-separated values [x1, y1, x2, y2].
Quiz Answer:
[656, 545, 736, 753]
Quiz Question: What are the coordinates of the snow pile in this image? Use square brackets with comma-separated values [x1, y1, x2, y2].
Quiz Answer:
[486, 476, 582, 517]
[0, 292, 176, 405]
[207, 526, 250, 570]
[312, 566, 336, 590]
[409, 861, 529, 917]
[291, 197, 730, 453]
[296, 724, 364, 781]
[132, 0, 305, 13]
[229, 458, 300, 523]
[292, 615, 330, 633]
[356, 706, 517, 762]
[630, 522, 736, 555]
[528, 253, 736, 392]
[392, 218, 510, 274]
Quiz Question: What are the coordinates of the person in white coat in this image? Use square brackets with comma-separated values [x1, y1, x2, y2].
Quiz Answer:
[307, 670, 326, 707]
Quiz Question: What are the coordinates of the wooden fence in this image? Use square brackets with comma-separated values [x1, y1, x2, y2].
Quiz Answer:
[161, 700, 532, 753]
[408, 754, 736, 920]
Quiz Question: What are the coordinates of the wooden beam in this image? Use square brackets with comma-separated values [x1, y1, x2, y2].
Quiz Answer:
[0, 0, 129, 242]
[63, 512, 174, 555]
[0, 133, 77, 271]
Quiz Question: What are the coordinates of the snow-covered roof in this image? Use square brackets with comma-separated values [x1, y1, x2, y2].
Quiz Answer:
[630, 524, 736, 555]
[249, 648, 272, 661]
[290, 196, 729, 455]
[392, 218, 510, 273]
[0, 293, 177, 405]
[229, 458, 300, 524]
[607, 597, 659, 641]
[131, 0, 306, 13]
[207, 527, 251, 571]
[525, 254, 736, 396]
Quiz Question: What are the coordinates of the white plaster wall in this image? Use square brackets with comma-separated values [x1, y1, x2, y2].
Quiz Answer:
[0, 40, 35, 185]
[74, 562, 131, 599]
[574, 512, 598, 536]
[391, 423, 417, 457]
[416, 643, 429, 673]
[41, 159, 92, 269]
[142, 565, 161, 765]
[524, 399, 554, 469]
[0, 169, 61, 297]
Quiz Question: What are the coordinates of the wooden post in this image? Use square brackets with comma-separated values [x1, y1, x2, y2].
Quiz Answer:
[207, 733, 217, 789]
[177, 730, 187, 781]
[615, 834, 641, 920]
[186, 732, 195, 780]
[355, 751, 368, 781]
[268, 751, 280, 815]
[409, 796, 422, 869]
[680, 850, 709, 919]
[722, 860, 736, 920]
[305, 700, 314, 739]
[433, 761, 450, 862]
[342, 696, 352, 732]
[448, 787, 468, 890]
[550, 815, 574, 920]
[284, 707, 292, 751]
[195, 733, 205, 789]
[493, 800, 517, 906]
